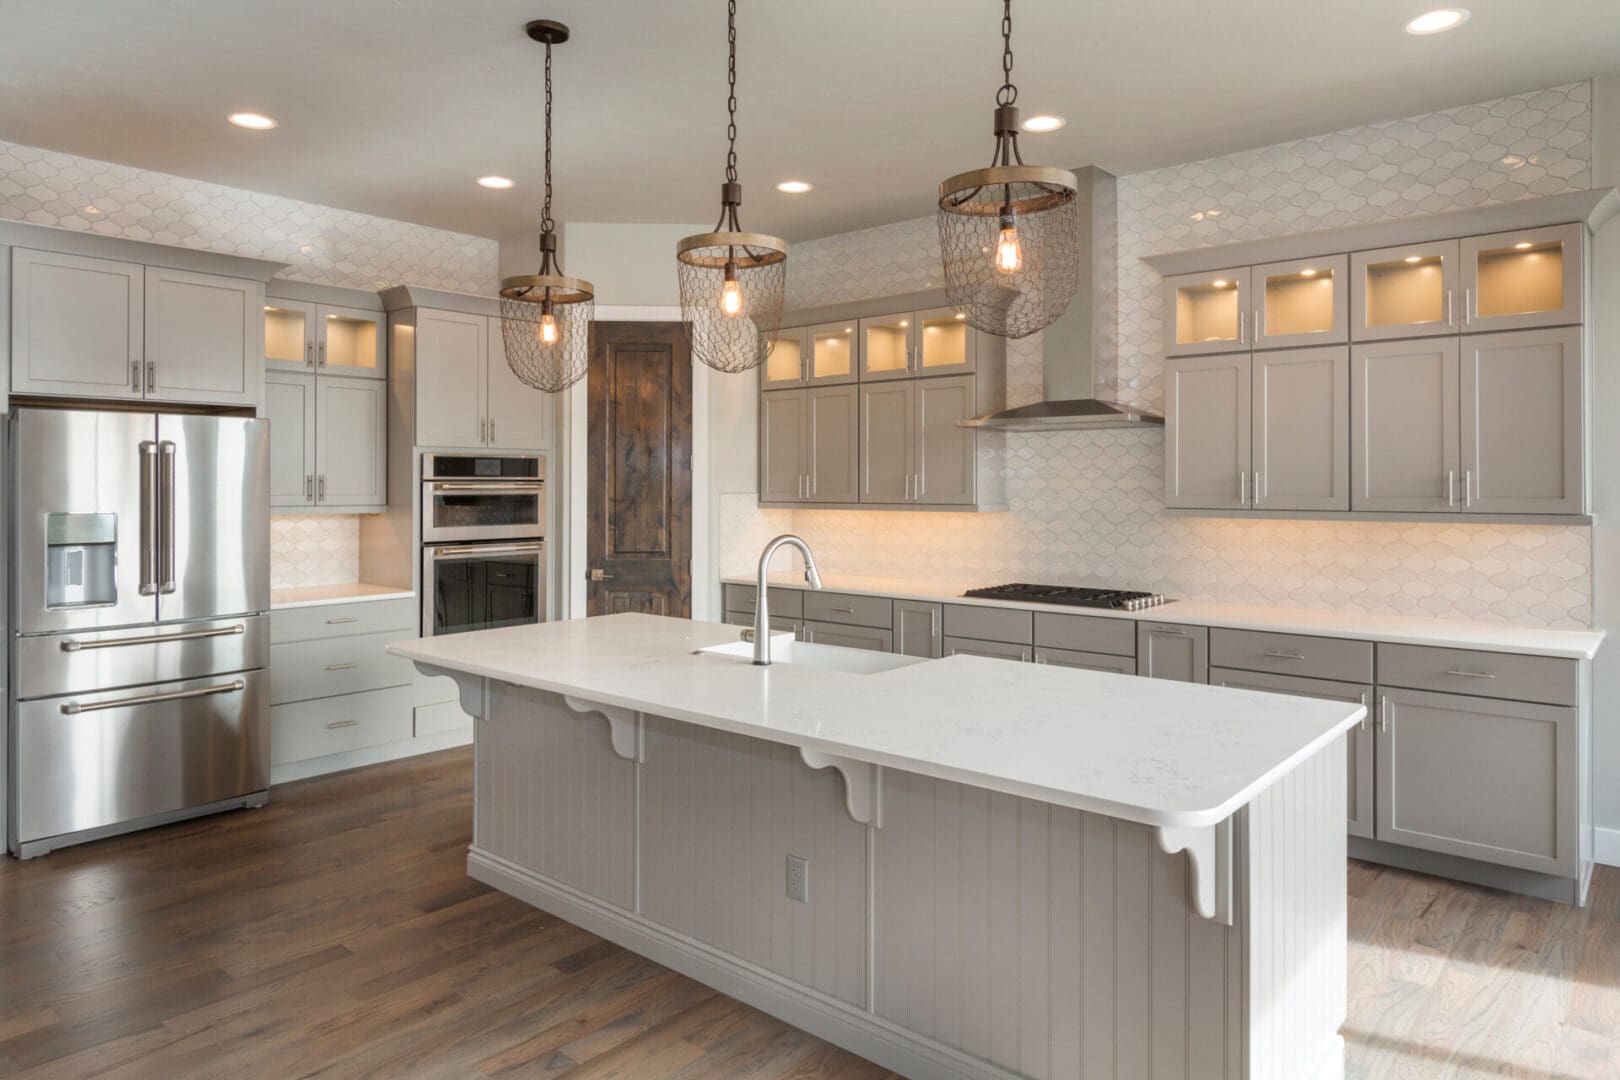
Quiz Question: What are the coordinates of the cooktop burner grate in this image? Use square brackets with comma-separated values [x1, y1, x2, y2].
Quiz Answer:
[962, 583, 1170, 611]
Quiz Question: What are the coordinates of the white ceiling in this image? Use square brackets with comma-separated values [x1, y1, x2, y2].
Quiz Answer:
[2, 1, 1617, 243]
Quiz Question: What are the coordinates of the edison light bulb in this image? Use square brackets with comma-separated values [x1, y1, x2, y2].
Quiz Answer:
[720, 275, 743, 318]
[538, 312, 558, 344]
[995, 223, 1023, 275]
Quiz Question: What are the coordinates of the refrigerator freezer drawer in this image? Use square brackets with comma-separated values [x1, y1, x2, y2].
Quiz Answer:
[14, 614, 270, 701]
[13, 670, 269, 847]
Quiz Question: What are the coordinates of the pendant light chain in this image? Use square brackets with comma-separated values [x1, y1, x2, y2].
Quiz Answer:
[716, 0, 740, 231]
[996, 0, 1016, 107]
[541, 39, 554, 237]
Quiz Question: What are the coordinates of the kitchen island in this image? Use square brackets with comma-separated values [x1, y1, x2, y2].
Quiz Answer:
[388, 613, 1365, 1080]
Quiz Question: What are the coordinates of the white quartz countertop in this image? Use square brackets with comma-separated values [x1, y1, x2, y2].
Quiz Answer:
[271, 583, 414, 609]
[722, 572, 1605, 660]
[387, 613, 1366, 830]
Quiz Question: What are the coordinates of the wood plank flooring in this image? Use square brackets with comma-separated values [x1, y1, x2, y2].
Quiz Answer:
[0, 747, 1616, 1079]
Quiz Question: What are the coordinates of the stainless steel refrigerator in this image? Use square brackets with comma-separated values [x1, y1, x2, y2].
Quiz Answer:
[7, 407, 271, 858]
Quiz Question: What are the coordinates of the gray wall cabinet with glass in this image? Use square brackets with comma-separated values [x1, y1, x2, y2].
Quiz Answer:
[264, 298, 385, 379]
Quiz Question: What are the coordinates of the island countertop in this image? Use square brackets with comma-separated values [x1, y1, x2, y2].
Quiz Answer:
[388, 612, 1364, 830]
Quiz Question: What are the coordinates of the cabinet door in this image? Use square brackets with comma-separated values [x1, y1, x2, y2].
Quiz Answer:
[1136, 623, 1208, 683]
[944, 636, 1031, 662]
[315, 304, 385, 378]
[1350, 240, 1459, 342]
[1164, 353, 1251, 509]
[914, 374, 976, 505]
[1034, 646, 1136, 675]
[486, 318, 552, 450]
[264, 299, 317, 373]
[806, 384, 858, 503]
[914, 307, 976, 376]
[893, 600, 942, 658]
[143, 267, 258, 406]
[809, 322, 858, 385]
[1252, 345, 1349, 511]
[1459, 327, 1582, 515]
[1253, 255, 1347, 349]
[315, 377, 386, 508]
[1351, 337, 1459, 512]
[265, 372, 317, 508]
[1376, 687, 1576, 876]
[858, 313, 915, 381]
[11, 248, 144, 400]
[1164, 268, 1250, 356]
[759, 389, 807, 502]
[415, 308, 488, 448]
[1209, 667, 1373, 838]
[761, 325, 809, 389]
[860, 381, 914, 503]
[1460, 223, 1582, 334]
[802, 621, 893, 652]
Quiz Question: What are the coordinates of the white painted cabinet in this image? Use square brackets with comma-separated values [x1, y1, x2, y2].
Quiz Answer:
[316, 378, 387, 507]
[10, 249, 144, 399]
[416, 309, 550, 451]
[486, 324, 552, 450]
[265, 371, 317, 508]
[143, 267, 259, 406]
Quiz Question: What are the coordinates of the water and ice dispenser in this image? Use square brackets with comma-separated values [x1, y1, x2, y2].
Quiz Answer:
[45, 512, 118, 609]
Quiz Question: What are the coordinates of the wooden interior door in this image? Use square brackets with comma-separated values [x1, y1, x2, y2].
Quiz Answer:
[587, 322, 693, 616]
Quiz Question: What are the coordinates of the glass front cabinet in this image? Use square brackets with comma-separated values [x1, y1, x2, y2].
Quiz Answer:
[1254, 255, 1348, 349]
[1351, 240, 1460, 341]
[760, 323, 859, 389]
[264, 299, 385, 378]
[1163, 269, 1252, 356]
[1460, 224, 1583, 334]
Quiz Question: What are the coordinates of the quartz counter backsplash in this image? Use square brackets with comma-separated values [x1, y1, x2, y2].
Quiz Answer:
[271, 515, 361, 590]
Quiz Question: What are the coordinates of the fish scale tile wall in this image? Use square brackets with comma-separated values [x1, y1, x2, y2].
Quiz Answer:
[734, 81, 1595, 629]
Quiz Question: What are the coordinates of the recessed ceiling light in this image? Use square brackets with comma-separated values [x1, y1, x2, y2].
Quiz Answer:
[1404, 8, 1469, 35]
[1022, 114, 1066, 133]
[775, 180, 812, 194]
[477, 175, 515, 189]
[228, 112, 277, 130]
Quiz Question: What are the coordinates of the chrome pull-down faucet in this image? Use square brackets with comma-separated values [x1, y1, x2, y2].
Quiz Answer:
[749, 535, 822, 665]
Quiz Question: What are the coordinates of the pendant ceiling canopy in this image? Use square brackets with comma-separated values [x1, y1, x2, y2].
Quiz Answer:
[499, 19, 596, 393]
[936, 0, 1082, 340]
[676, 0, 788, 374]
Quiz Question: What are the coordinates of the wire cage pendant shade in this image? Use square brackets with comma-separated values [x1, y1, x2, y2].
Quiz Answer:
[499, 19, 596, 393]
[936, 0, 1081, 340]
[676, 0, 788, 374]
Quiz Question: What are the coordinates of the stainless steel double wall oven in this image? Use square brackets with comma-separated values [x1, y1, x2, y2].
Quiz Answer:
[419, 453, 547, 637]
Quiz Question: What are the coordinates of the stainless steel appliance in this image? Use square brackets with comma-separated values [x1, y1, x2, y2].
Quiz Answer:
[420, 453, 547, 637]
[8, 408, 271, 858]
[962, 583, 1170, 611]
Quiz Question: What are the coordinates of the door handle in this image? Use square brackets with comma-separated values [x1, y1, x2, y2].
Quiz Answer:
[903, 474, 911, 501]
[1253, 470, 1263, 506]
[1446, 468, 1456, 507]
[1462, 287, 1472, 327]
[1239, 471, 1248, 505]
[1379, 695, 1389, 734]
[589, 568, 614, 581]
[480, 418, 488, 442]
[829, 606, 857, 614]
[306, 341, 314, 367]
[139, 440, 159, 596]
[1149, 628, 1188, 637]
[490, 418, 497, 442]
[61, 624, 246, 652]
[433, 542, 543, 558]
[325, 616, 360, 625]
[131, 360, 142, 392]
[325, 719, 359, 730]
[159, 441, 177, 594]
[61, 679, 245, 715]
[1444, 669, 1496, 679]
[1263, 650, 1306, 660]
[1462, 469, 1472, 508]
[318, 475, 326, 501]
[318, 341, 327, 367]
[1446, 289, 1455, 328]
[324, 662, 360, 672]
[1253, 307, 1262, 341]
[306, 474, 314, 500]
[147, 361, 156, 390]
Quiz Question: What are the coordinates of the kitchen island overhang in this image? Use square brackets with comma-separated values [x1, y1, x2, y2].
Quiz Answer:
[389, 613, 1364, 1080]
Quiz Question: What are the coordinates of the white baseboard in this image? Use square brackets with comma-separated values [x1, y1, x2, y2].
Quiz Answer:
[270, 728, 472, 786]
[1595, 826, 1620, 868]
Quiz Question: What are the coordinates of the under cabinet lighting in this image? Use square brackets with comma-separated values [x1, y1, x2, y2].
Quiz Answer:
[228, 112, 277, 130]
[1404, 255, 1424, 263]
[1514, 241, 1534, 249]
[1299, 268, 1318, 277]
[477, 175, 515, 189]
[1404, 8, 1469, 35]
[1211, 279, 1230, 288]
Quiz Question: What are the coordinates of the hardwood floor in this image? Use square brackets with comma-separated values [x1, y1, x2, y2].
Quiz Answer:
[0, 748, 1615, 1079]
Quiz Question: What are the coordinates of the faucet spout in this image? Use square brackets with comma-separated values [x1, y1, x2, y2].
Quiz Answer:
[752, 534, 822, 665]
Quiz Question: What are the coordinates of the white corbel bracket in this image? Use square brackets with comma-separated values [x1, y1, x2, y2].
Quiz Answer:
[798, 749, 883, 828]
[563, 696, 644, 762]
[414, 664, 485, 720]
[1155, 818, 1234, 926]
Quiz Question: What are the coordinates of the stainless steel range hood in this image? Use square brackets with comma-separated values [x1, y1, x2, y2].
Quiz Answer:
[961, 166, 1164, 432]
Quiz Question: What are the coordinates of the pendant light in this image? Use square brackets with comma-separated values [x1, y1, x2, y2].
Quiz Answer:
[499, 19, 595, 393]
[676, 0, 788, 374]
[936, 0, 1081, 339]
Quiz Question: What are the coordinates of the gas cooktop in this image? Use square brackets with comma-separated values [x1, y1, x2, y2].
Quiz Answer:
[962, 583, 1171, 612]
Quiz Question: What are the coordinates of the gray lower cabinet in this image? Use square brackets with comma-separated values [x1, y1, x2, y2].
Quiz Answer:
[1376, 686, 1577, 876]
[1460, 326, 1583, 515]
[802, 620, 892, 652]
[1164, 353, 1250, 510]
[1252, 345, 1349, 511]
[723, 609, 802, 640]
[1210, 667, 1375, 839]
[1034, 646, 1135, 674]
[943, 636, 1031, 662]
[1136, 622, 1209, 683]
[1351, 337, 1460, 512]
[892, 600, 942, 659]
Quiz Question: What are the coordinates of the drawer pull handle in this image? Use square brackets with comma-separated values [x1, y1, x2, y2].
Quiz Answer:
[325, 616, 361, 625]
[1444, 669, 1496, 679]
[1263, 650, 1306, 660]
[61, 624, 246, 651]
[61, 679, 245, 715]
[325, 719, 359, 730]
[325, 662, 360, 671]
[1149, 628, 1188, 637]
[829, 606, 857, 614]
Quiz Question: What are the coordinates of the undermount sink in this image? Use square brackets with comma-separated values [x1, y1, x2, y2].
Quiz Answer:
[698, 638, 927, 676]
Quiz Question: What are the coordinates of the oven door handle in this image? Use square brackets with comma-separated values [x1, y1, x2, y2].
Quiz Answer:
[427, 482, 545, 494]
[431, 542, 545, 559]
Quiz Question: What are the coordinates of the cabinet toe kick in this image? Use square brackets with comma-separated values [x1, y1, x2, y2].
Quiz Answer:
[1156, 818, 1234, 925]
[798, 749, 883, 828]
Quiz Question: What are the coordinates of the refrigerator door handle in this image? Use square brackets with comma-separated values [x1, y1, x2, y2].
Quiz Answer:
[159, 441, 178, 594]
[139, 441, 159, 596]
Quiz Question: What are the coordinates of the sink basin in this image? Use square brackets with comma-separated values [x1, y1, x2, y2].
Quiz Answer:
[698, 638, 927, 676]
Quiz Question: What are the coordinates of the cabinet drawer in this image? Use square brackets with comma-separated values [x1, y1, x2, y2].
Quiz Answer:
[1034, 646, 1134, 674]
[1033, 612, 1134, 657]
[724, 611, 802, 639]
[415, 699, 473, 738]
[1375, 643, 1577, 707]
[271, 597, 415, 644]
[803, 591, 892, 629]
[271, 685, 414, 766]
[945, 636, 1032, 662]
[270, 631, 414, 705]
[721, 583, 804, 619]
[1210, 628, 1372, 683]
[943, 604, 1033, 644]
[801, 621, 893, 652]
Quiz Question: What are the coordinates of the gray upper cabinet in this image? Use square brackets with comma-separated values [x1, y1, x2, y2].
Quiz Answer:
[807, 385, 859, 503]
[1351, 337, 1460, 513]
[760, 389, 809, 502]
[143, 266, 259, 407]
[1164, 353, 1250, 509]
[315, 377, 387, 508]
[914, 375, 976, 505]
[1252, 345, 1350, 511]
[1376, 686, 1577, 876]
[858, 312, 914, 382]
[485, 322, 552, 450]
[1350, 240, 1460, 342]
[315, 303, 386, 379]
[1253, 255, 1348, 350]
[1164, 267, 1251, 357]
[1136, 622, 1208, 683]
[760, 324, 856, 389]
[266, 371, 317, 508]
[860, 381, 914, 503]
[760, 325, 810, 389]
[1460, 327, 1583, 515]
[415, 308, 487, 448]
[1460, 224, 1583, 334]
[10, 248, 145, 400]
[264, 299, 317, 374]
[893, 600, 943, 659]
[912, 307, 976, 377]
